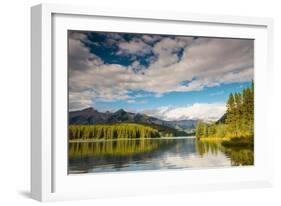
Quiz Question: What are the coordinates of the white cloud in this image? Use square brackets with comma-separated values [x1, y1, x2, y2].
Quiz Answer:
[68, 32, 253, 111]
[68, 91, 94, 111]
[68, 32, 103, 74]
[141, 34, 162, 43]
[142, 103, 226, 121]
[116, 38, 152, 56]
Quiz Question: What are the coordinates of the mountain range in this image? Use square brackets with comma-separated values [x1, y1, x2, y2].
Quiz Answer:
[69, 107, 198, 131]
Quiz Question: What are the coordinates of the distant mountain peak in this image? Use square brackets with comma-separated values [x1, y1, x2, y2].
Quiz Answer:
[69, 107, 198, 130]
[81, 107, 95, 112]
[115, 109, 126, 113]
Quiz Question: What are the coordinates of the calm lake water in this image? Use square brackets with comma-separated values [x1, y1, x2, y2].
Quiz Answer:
[68, 137, 254, 174]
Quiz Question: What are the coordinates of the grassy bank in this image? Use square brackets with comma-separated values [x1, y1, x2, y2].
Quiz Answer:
[195, 83, 254, 149]
[198, 135, 254, 148]
[221, 136, 254, 148]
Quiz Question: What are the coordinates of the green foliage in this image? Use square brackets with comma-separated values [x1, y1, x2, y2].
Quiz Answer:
[221, 136, 254, 148]
[195, 121, 205, 138]
[140, 123, 189, 137]
[196, 82, 254, 140]
[69, 138, 175, 158]
[69, 123, 187, 140]
[195, 140, 253, 165]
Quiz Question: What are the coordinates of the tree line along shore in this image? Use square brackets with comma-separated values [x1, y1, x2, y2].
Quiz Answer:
[69, 122, 188, 141]
[195, 82, 254, 147]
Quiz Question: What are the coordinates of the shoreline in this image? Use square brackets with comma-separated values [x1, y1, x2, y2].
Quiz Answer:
[69, 136, 196, 143]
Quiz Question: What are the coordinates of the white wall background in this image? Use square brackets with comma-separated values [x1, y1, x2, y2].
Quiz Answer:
[0, 0, 280, 205]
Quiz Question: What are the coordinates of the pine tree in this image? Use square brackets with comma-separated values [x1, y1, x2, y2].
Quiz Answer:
[203, 124, 209, 137]
[226, 93, 236, 134]
[196, 121, 205, 139]
[195, 83, 254, 139]
[234, 92, 242, 136]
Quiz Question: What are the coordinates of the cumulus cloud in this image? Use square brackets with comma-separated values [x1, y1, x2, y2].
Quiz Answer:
[68, 91, 94, 111]
[142, 103, 226, 121]
[68, 32, 103, 73]
[141, 34, 162, 43]
[68, 31, 253, 111]
[116, 38, 152, 56]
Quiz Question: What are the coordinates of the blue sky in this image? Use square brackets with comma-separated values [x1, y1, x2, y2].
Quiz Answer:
[68, 31, 254, 121]
[95, 82, 252, 113]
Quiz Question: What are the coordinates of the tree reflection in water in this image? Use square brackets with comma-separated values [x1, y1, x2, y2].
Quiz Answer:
[195, 140, 254, 166]
[69, 138, 175, 157]
[68, 138, 254, 174]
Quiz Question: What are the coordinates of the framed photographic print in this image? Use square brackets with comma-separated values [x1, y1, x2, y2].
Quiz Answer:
[31, 3, 274, 201]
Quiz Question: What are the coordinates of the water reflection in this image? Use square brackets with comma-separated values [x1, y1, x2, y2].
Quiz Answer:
[69, 138, 175, 157]
[68, 137, 254, 174]
[195, 140, 254, 166]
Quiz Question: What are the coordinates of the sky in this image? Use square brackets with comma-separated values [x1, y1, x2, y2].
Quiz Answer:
[68, 31, 254, 121]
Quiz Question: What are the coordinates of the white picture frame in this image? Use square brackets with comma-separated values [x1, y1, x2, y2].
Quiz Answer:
[31, 3, 274, 202]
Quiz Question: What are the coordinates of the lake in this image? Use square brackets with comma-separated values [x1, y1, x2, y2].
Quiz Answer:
[68, 137, 254, 174]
